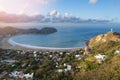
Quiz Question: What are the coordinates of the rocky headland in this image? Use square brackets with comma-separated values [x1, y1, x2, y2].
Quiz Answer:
[88, 31, 120, 53]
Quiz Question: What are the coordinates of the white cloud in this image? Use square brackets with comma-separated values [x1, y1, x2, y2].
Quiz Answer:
[49, 10, 57, 16]
[49, 10, 60, 18]
[0, 10, 110, 23]
[89, 0, 98, 4]
[64, 13, 73, 18]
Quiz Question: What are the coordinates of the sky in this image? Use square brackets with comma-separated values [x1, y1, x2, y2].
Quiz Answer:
[0, 0, 120, 23]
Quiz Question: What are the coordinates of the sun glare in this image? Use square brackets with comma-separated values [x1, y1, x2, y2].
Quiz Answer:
[0, 0, 53, 14]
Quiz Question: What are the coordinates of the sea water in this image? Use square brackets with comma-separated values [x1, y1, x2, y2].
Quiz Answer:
[9, 26, 120, 49]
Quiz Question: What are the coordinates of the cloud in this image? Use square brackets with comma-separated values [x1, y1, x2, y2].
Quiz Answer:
[89, 0, 98, 4]
[49, 10, 57, 16]
[0, 11, 45, 22]
[64, 13, 73, 18]
[0, 10, 110, 23]
[49, 10, 60, 18]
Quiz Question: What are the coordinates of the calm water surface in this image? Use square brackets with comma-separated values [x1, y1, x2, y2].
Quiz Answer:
[11, 26, 120, 48]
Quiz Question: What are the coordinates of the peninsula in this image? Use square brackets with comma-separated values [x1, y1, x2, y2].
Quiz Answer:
[0, 27, 57, 50]
[0, 27, 57, 37]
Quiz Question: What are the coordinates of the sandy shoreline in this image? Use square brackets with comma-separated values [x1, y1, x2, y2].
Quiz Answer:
[0, 36, 33, 51]
[0, 36, 83, 51]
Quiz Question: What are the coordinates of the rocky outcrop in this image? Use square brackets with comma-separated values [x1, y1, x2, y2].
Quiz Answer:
[88, 32, 120, 48]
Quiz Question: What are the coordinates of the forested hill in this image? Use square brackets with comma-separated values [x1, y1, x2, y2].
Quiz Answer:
[0, 27, 57, 36]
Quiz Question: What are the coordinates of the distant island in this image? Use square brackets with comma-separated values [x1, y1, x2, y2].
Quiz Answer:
[0, 27, 57, 37]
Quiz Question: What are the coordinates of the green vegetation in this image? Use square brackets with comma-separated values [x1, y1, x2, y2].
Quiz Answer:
[0, 44, 119, 80]
[0, 27, 57, 37]
[74, 54, 120, 80]
[91, 41, 120, 54]
[0, 32, 120, 80]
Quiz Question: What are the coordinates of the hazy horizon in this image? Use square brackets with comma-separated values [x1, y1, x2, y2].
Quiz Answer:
[0, 0, 120, 24]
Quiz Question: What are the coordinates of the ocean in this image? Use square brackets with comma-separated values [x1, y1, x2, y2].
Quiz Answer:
[9, 25, 120, 49]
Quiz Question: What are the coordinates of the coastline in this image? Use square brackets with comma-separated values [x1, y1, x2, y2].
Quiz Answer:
[0, 36, 84, 51]
[0, 36, 32, 51]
